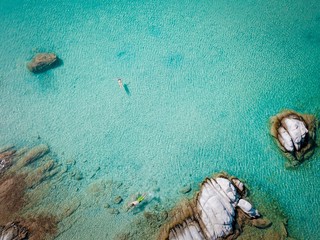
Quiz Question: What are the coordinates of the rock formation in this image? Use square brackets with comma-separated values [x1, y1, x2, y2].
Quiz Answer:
[26, 53, 60, 73]
[159, 173, 272, 240]
[270, 110, 317, 166]
[0, 144, 68, 240]
[0, 222, 28, 240]
[0, 146, 15, 175]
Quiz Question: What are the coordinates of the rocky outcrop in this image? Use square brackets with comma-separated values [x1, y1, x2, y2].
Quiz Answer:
[0, 222, 28, 240]
[270, 110, 317, 166]
[0, 148, 16, 175]
[0, 144, 63, 240]
[26, 53, 60, 73]
[159, 173, 270, 240]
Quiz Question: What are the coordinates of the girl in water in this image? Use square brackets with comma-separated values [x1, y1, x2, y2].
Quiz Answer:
[117, 78, 123, 88]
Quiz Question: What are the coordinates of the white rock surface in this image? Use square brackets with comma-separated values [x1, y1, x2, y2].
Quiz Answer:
[278, 117, 308, 151]
[197, 178, 238, 238]
[281, 117, 308, 150]
[167, 176, 262, 240]
[168, 177, 252, 240]
[277, 126, 294, 152]
[237, 199, 260, 218]
[168, 219, 204, 240]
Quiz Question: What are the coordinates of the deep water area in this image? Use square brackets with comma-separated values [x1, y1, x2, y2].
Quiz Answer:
[1, 0, 320, 239]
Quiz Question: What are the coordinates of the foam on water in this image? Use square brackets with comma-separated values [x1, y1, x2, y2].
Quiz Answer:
[1, 0, 320, 239]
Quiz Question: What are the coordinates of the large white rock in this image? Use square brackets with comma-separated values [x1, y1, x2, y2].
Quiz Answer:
[198, 178, 237, 238]
[281, 117, 308, 151]
[168, 177, 239, 240]
[167, 176, 261, 240]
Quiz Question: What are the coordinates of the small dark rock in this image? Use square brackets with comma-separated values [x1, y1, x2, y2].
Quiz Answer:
[251, 218, 272, 229]
[27, 53, 60, 73]
[107, 208, 119, 215]
[179, 184, 191, 194]
[114, 196, 123, 204]
[159, 211, 168, 221]
[143, 211, 155, 220]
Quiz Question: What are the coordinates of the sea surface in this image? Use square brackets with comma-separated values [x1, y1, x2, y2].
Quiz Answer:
[1, 0, 320, 239]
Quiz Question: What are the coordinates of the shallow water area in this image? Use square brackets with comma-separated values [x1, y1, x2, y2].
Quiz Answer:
[1, 0, 320, 239]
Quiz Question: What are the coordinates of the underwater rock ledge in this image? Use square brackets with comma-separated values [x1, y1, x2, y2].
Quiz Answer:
[158, 172, 279, 240]
[270, 109, 317, 167]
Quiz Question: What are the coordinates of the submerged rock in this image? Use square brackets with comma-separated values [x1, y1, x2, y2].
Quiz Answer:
[159, 173, 267, 240]
[18, 144, 49, 168]
[270, 110, 317, 166]
[27, 53, 60, 73]
[179, 184, 191, 194]
[114, 196, 123, 204]
[107, 208, 120, 215]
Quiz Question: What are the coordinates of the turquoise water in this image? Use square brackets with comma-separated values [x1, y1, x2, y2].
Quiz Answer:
[1, 0, 320, 239]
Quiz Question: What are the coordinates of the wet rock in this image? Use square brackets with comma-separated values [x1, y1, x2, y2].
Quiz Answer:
[0, 149, 16, 174]
[251, 217, 272, 229]
[231, 177, 245, 194]
[237, 199, 260, 218]
[279, 117, 308, 152]
[159, 173, 271, 240]
[0, 222, 28, 240]
[27, 53, 60, 73]
[114, 196, 123, 204]
[72, 171, 83, 180]
[270, 110, 317, 166]
[0, 159, 9, 173]
[179, 184, 191, 194]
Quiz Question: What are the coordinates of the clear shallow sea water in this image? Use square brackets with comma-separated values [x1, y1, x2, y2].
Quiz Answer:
[1, 0, 320, 239]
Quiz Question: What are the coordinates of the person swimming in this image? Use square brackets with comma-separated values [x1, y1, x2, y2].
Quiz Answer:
[127, 193, 147, 210]
[117, 78, 123, 88]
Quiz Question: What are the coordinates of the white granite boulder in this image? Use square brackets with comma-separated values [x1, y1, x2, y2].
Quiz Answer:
[279, 116, 308, 152]
[270, 110, 317, 166]
[197, 177, 238, 238]
[160, 174, 266, 240]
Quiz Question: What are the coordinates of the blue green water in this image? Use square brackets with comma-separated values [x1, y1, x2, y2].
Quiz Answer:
[1, 0, 320, 239]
